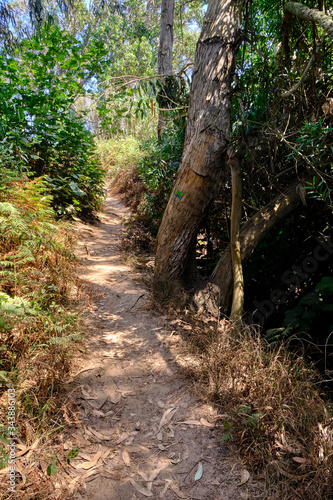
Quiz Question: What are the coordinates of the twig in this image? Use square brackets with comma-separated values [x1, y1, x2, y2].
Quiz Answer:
[282, 34, 325, 98]
[128, 294, 145, 311]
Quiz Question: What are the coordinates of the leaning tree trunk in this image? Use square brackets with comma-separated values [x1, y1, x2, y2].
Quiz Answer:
[157, 0, 174, 139]
[154, 0, 244, 298]
[194, 179, 308, 314]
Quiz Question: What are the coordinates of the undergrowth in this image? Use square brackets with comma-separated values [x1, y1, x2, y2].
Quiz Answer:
[96, 136, 142, 186]
[0, 170, 82, 498]
[96, 123, 185, 236]
[179, 315, 333, 499]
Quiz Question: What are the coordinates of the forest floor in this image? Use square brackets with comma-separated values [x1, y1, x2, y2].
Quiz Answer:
[66, 193, 265, 500]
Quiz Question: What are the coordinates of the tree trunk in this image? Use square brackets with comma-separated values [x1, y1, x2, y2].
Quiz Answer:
[229, 151, 244, 322]
[157, 0, 174, 139]
[154, 0, 243, 298]
[284, 2, 333, 39]
[194, 179, 307, 314]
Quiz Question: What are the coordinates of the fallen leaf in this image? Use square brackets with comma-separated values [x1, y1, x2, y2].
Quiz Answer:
[91, 409, 112, 417]
[170, 483, 188, 498]
[86, 426, 113, 440]
[277, 466, 311, 480]
[177, 420, 202, 426]
[81, 387, 97, 399]
[63, 442, 72, 451]
[292, 457, 309, 464]
[25, 439, 40, 458]
[138, 471, 150, 481]
[129, 478, 153, 497]
[74, 365, 98, 377]
[122, 449, 131, 467]
[102, 449, 112, 460]
[81, 468, 101, 482]
[79, 452, 94, 461]
[110, 392, 122, 404]
[168, 424, 175, 437]
[200, 417, 215, 428]
[160, 479, 171, 497]
[237, 469, 250, 486]
[68, 467, 100, 490]
[15, 444, 30, 458]
[159, 407, 177, 429]
[15, 465, 26, 484]
[194, 462, 203, 481]
[75, 450, 102, 470]
[182, 445, 189, 461]
[87, 396, 109, 410]
[149, 470, 160, 481]
[115, 432, 131, 445]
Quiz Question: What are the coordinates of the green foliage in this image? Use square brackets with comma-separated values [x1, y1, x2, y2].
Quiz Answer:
[284, 277, 333, 333]
[67, 447, 79, 463]
[156, 74, 189, 129]
[0, 24, 107, 216]
[265, 326, 294, 347]
[288, 120, 333, 168]
[47, 454, 57, 475]
[139, 124, 185, 223]
[303, 177, 332, 205]
[96, 136, 143, 183]
[266, 277, 333, 346]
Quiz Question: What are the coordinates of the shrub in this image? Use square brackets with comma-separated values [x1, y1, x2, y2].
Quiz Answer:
[0, 25, 107, 217]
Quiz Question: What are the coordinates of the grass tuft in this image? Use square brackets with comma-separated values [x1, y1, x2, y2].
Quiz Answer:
[190, 318, 333, 499]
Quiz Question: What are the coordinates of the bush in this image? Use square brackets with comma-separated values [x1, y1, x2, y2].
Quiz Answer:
[0, 25, 107, 217]
[138, 124, 185, 225]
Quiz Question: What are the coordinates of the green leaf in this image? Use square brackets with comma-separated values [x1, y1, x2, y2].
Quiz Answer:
[47, 462, 57, 476]
[67, 447, 79, 463]
[47, 455, 57, 476]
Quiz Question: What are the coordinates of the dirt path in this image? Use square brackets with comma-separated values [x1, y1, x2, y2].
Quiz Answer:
[68, 194, 261, 500]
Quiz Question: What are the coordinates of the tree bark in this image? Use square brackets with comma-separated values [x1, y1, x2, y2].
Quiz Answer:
[194, 179, 307, 314]
[154, 0, 244, 298]
[157, 0, 174, 139]
[284, 2, 333, 39]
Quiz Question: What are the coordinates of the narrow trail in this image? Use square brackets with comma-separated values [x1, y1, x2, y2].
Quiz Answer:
[69, 194, 261, 500]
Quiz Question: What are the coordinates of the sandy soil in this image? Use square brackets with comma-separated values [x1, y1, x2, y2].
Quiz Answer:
[66, 194, 264, 500]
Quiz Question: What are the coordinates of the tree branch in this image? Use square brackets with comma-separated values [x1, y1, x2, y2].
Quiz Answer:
[281, 34, 325, 98]
[284, 2, 333, 39]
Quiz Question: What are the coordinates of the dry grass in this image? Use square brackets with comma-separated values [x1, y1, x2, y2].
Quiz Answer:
[0, 175, 84, 498]
[179, 316, 333, 499]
